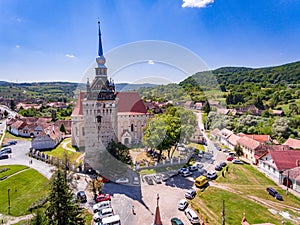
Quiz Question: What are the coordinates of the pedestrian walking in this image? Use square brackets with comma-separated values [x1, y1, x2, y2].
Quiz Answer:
[132, 205, 136, 215]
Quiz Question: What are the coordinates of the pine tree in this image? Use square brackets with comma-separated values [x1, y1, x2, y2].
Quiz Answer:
[46, 168, 84, 225]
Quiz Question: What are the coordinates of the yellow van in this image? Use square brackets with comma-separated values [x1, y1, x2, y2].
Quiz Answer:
[194, 175, 208, 188]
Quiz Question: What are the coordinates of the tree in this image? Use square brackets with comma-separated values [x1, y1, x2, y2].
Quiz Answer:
[107, 140, 133, 165]
[59, 123, 66, 133]
[143, 106, 197, 160]
[10, 99, 15, 110]
[234, 144, 243, 158]
[202, 99, 211, 114]
[30, 209, 48, 225]
[45, 168, 84, 225]
[51, 109, 57, 122]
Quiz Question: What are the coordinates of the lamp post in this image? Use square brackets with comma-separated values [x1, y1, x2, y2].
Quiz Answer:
[8, 188, 11, 215]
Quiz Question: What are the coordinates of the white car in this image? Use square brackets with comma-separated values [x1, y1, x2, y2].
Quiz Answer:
[185, 189, 196, 199]
[93, 207, 114, 222]
[178, 199, 188, 210]
[132, 176, 140, 185]
[115, 177, 129, 184]
[182, 170, 192, 177]
[206, 170, 217, 180]
[93, 200, 111, 213]
[185, 208, 200, 224]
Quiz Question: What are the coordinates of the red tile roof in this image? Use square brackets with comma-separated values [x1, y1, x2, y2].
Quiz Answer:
[242, 134, 271, 144]
[269, 150, 300, 171]
[71, 92, 86, 116]
[228, 134, 240, 145]
[116, 92, 147, 113]
[237, 136, 261, 150]
[284, 138, 300, 149]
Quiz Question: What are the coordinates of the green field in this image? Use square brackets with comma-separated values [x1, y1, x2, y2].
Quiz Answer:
[0, 166, 49, 217]
[191, 164, 300, 225]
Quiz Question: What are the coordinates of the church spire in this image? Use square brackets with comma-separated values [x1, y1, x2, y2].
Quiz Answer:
[153, 194, 163, 225]
[98, 21, 103, 57]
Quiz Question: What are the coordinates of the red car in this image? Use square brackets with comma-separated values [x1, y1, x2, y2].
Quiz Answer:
[96, 194, 111, 203]
[99, 176, 110, 183]
[227, 156, 234, 161]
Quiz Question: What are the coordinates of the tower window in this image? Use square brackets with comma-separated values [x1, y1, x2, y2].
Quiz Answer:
[131, 124, 134, 132]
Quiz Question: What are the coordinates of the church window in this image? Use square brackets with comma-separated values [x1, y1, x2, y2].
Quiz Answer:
[131, 124, 134, 132]
[110, 109, 112, 114]
[82, 127, 85, 136]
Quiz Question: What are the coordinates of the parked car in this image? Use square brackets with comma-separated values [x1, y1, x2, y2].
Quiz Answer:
[96, 194, 111, 203]
[153, 175, 162, 184]
[0, 154, 9, 160]
[228, 152, 236, 157]
[188, 165, 198, 172]
[115, 177, 129, 184]
[206, 170, 217, 180]
[198, 151, 203, 158]
[198, 168, 207, 176]
[182, 170, 192, 177]
[99, 176, 110, 183]
[76, 191, 87, 203]
[194, 175, 208, 188]
[215, 165, 222, 171]
[0, 148, 12, 154]
[177, 199, 188, 210]
[161, 173, 169, 181]
[227, 156, 234, 161]
[171, 217, 184, 225]
[8, 140, 17, 145]
[223, 148, 230, 153]
[93, 207, 114, 222]
[232, 159, 244, 164]
[145, 176, 154, 185]
[185, 189, 196, 199]
[178, 167, 189, 174]
[93, 200, 111, 213]
[266, 187, 283, 201]
[194, 162, 204, 169]
[132, 176, 140, 185]
[219, 162, 227, 167]
[185, 208, 200, 224]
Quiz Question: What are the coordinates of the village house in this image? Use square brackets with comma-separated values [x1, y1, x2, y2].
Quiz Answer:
[258, 149, 300, 188]
[283, 137, 300, 150]
[282, 167, 300, 193]
[237, 136, 261, 164]
[7, 116, 70, 150]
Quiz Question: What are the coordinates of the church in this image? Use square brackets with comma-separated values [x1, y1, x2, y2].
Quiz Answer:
[71, 22, 150, 168]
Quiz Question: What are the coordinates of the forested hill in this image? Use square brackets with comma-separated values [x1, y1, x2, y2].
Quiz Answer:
[180, 61, 300, 87]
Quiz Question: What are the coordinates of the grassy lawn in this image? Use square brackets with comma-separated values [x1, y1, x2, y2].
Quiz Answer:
[0, 165, 29, 179]
[0, 167, 49, 217]
[3, 132, 31, 142]
[187, 142, 205, 152]
[191, 163, 300, 225]
[43, 138, 82, 164]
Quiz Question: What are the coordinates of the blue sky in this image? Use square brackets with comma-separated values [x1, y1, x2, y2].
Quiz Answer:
[0, 0, 299, 83]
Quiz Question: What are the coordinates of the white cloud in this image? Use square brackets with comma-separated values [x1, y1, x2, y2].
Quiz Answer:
[65, 54, 76, 58]
[182, 0, 214, 8]
[15, 45, 21, 48]
[148, 60, 155, 65]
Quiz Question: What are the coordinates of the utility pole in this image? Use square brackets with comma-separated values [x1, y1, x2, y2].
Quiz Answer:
[8, 188, 11, 215]
[222, 200, 225, 225]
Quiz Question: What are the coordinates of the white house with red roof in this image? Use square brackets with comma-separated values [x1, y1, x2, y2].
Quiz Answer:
[258, 149, 300, 185]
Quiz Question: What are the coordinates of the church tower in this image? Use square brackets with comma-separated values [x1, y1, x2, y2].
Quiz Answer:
[83, 21, 118, 170]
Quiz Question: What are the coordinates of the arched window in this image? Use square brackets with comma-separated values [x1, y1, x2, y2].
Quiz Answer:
[131, 124, 134, 132]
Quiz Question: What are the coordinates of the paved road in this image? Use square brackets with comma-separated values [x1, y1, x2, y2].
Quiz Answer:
[0, 140, 55, 179]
